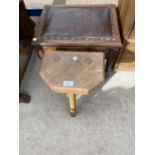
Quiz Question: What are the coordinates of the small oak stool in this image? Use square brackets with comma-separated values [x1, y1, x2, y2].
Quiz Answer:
[40, 51, 105, 117]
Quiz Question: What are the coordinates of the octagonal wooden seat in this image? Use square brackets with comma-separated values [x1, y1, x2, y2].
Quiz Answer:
[40, 51, 105, 116]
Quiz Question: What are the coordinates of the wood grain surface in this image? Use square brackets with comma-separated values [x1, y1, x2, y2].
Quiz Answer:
[118, 0, 135, 40]
[40, 51, 105, 94]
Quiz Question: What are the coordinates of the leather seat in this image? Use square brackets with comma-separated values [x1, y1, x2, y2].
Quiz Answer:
[33, 5, 121, 47]
[41, 7, 112, 39]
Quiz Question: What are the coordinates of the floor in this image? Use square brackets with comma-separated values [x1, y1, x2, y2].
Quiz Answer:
[20, 51, 135, 155]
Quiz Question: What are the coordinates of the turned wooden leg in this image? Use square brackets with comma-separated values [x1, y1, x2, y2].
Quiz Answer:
[106, 48, 119, 72]
[69, 94, 76, 117]
[37, 49, 44, 60]
[34, 46, 44, 60]
[36, 47, 44, 60]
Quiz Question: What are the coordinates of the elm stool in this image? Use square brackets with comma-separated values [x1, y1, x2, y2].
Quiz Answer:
[40, 51, 105, 117]
[32, 5, 122, 117]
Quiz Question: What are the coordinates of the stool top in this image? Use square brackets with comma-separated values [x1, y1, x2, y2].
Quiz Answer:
[40, 51, 105, 95]
[33, 5, 121, 48]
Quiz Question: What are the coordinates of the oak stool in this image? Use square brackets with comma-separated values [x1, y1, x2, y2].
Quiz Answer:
[40, 51, 105, 117]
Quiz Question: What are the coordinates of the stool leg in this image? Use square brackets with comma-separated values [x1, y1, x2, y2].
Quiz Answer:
[69, 94, 76, 117]
[34, 47, 44, 60]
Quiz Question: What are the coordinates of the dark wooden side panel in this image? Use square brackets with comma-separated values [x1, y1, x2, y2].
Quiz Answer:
[19, 0, 35, 39]
[19, 0, 35, 84]
[19, 0, 35, 103]
[19, 40, 32, 84]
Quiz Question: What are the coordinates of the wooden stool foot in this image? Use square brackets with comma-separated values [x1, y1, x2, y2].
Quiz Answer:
[70, 111, 76, 117]
[69, 94, 76, 117]
[19, 93, 31, 103]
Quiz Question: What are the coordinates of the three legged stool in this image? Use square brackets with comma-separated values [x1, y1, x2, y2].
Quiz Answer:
[40, 51, 105, 117]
